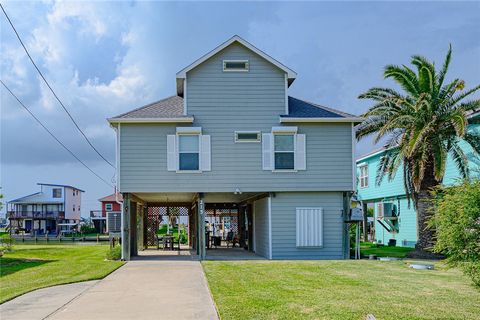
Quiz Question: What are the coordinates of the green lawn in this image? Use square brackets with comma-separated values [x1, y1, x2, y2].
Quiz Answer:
[361, 242, 415, 258]
[203, 260, 480, 320]
[0, 244, 124, 303]
[156, 225, 187, 244]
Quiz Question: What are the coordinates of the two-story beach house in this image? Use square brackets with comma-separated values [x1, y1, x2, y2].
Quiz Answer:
[7, 183, 84, 235]
[109, 36, 362, 260]
[356, 111, 480, 247]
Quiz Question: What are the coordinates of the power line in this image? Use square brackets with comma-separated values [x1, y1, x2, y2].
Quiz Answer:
[1, 80, 114, 188]
[0, 3, 116, 169]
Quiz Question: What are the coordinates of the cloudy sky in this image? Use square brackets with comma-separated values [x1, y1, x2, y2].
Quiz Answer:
[1, 1, 479, 217]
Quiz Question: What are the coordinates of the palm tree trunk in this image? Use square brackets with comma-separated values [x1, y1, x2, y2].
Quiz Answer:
[415, 164, 440, 251]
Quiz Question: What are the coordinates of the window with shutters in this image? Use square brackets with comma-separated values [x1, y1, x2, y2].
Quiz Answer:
[274, 134, 295, 170]
[262, 129, 306, 172]
[168, 128, 210, 173]
[178, 135, 200, 171]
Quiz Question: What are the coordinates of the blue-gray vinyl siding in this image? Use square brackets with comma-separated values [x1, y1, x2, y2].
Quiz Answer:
[253, 197, 270, 258]
[118, 42, 354, 193]
[271, 192, 344, 259]
[119, 123, 353, 192]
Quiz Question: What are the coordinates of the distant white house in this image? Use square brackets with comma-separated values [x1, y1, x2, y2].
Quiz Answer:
[7, 183, 84, 235]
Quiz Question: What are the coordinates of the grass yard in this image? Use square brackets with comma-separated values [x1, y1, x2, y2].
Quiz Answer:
[360, 242, 414, 258]
[203, 260, 480, 320]
[0, 244, 124, 303]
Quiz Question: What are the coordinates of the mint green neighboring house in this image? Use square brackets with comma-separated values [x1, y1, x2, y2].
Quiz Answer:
[356, 112, 480, 247]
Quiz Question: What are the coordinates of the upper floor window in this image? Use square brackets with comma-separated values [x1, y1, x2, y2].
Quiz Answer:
[167, 128, 211, 173]
[359, 164, 369, 188]
[274, 134, 295, 170]
[262, 127, 306, 172]
[235, 131, 261, 143]
[52, 188, 62, 198]
[223, 60, 249, 72]
[179, 135, 200, 171]
[105, 203, 113, 211]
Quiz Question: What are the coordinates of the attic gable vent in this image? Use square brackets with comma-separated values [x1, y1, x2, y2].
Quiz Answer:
[223, 60, 249, 72]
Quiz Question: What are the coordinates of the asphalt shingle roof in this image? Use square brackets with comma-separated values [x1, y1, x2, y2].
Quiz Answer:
[283, 96, 357, 118]
[112, 95, 358, 120]
[113, 96, 185, 119]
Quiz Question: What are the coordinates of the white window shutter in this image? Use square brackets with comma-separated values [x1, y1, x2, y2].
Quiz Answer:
[295, 134, 306, 170]
[296, 208, 323, 247]
[167, 135, 177, 171]
[200, 135, 211, 171]
[262, 133, 273, 170]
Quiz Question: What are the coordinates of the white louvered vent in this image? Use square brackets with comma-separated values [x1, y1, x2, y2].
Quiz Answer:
[296, 207, 323, 247]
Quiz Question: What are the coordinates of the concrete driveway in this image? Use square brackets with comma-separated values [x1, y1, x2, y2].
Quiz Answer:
[1, 260, 219, 320]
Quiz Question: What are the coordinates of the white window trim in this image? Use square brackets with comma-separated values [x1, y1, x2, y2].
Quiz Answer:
[273, 132, 296, 171]
[359, 163, 369, 188]
[223, 59, 249, 72]
[176, 133, 201, 172]
[105, 204, 113, 211]
[234, 131, 261, 143]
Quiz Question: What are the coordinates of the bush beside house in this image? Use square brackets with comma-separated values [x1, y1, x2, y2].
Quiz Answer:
[430, 180, 480, 287]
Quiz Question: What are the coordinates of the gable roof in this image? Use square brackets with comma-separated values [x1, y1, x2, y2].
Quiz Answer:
[175, 35, 297, 96]
[280, 97, 363, 123]
[99, 193, 123, 203]
[108, 96, 194, 124]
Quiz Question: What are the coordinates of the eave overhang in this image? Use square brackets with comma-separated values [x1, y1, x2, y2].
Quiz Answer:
[108, 117, 194, 124]
[279, 117, 364, 124]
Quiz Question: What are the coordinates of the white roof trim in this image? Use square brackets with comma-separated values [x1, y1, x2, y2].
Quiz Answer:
[176, 127, 202, 134]
[272, 126, 298, 133]
[108, 117, 194, 124]
[280, 117, 363, 123]
[356, 147, 394, 163]
[176, 35, 297, 79]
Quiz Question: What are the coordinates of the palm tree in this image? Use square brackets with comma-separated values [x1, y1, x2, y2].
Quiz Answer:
[356, 46, 480, 251]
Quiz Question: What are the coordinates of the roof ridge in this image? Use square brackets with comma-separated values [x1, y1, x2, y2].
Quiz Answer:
[288, 96, 358, 118]
[111, 95, 181, 119]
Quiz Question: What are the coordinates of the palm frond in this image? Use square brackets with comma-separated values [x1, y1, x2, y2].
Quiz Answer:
[437, 44, 452, 89]
[384, 65, 419, 96]
[450, 141, 470, 179]
[450, 84, 480, 106]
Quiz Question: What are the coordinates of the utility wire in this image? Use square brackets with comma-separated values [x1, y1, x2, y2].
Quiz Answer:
[1, 80, 114, 188]
[0, 3, 116, 169]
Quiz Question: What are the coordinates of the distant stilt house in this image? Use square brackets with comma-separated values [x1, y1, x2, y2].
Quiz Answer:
[7, 183, 84, 235]
[90, 193, 122, 234]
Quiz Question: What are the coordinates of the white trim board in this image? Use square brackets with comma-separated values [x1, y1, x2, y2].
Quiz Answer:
[280, 117, 363, 123]
[108, 117, 194, 124]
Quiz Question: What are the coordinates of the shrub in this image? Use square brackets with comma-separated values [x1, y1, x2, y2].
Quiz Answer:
[106, 245, 121, 261]
[0, 233, 15, 253]
[430, 180, 480, 287]
[80, 224, 97, 234]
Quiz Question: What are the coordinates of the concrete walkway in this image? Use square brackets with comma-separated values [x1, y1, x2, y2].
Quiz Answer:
[49, 260, 218, 320]
[1, 260, 219, 320]
[0, 281, 99, 320]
